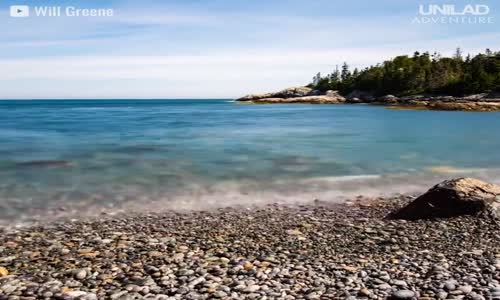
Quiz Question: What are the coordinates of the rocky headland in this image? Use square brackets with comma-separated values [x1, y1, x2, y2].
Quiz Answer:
[236, 87, 500, 111]
[0, 178, 499, 299]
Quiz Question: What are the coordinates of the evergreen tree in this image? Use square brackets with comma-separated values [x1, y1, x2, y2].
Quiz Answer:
[310, 49, 500, 96]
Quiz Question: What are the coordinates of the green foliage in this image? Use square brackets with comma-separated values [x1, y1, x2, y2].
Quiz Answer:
[311, 49, 500, 96]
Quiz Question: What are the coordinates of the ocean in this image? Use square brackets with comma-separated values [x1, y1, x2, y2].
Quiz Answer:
[1, 99, 500, 225]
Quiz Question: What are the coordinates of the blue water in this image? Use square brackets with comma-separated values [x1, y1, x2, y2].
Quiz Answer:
[1, 99, 500, 224]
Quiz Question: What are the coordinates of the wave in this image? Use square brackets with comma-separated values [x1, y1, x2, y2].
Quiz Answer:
[67, 107, 135, 112]
[2, 167, 500, 227]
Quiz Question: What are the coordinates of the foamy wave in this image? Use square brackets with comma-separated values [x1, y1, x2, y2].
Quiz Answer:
[3, 168, 500, 227]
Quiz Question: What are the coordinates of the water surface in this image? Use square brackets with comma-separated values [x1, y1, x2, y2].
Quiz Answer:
[1, 99, 499, 225]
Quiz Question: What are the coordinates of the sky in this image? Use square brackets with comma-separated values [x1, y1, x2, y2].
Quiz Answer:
[0, 0, 499, 99]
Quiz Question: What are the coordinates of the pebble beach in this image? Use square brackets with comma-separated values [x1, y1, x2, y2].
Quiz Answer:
[1, 196, 499, 300]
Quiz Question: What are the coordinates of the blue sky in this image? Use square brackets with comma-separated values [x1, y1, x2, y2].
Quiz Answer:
[0, 0, 499, 98]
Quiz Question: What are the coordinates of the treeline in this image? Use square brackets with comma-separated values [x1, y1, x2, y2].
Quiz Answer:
[310, 49, 500, 96]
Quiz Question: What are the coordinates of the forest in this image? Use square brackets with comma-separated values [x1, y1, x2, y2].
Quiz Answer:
[310, 49, 500, 96]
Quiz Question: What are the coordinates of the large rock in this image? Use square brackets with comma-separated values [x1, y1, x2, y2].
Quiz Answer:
[428, 101, 500, 111]
[399, 95, 425, 102]
[273, 86, 314, 98]
[251, 95, 344, 104]
[237, 87, 345, 104]
[346, 90, 375, 102]
[377, 94, 399, 103]
[388, 178, 500, 220]
[236, 86, 314, 101]
[236, 93, 274, 102]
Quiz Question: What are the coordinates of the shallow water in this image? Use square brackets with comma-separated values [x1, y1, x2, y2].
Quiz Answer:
[1, 99, 500, 225]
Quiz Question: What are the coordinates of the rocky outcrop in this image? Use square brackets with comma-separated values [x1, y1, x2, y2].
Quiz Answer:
[236, 87, 345, 104]
[388, 178, 500, 220]
[253, 95, 344, 104]
[379, 93, 500, 111]
[237, 88, 500, 111]
[345, 90, 375, 102]
[377, 95, 399, 103]
[396, 100, 500, 111]
[236, 87, 315, 102]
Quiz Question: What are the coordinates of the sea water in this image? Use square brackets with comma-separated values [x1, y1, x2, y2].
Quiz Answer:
[1, 99, 500, 224]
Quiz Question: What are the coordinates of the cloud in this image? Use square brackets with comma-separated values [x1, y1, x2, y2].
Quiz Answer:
[0, 0, 498, 98]
[1, 31, 498, 99]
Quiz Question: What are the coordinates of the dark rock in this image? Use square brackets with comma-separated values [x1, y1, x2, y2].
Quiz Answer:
[236, 88, 345, 104]
[236, 86, 313, 101]
[345, 90, 375, 102]
[399, 95, 425, 102]
[378, 94, 399, 103]
[388, 178, 500, 220]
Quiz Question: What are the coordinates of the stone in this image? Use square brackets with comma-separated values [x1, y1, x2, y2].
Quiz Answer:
[378, 94, 399, 103]
[286, 229, 303, 236]
[359, 288, 371, 296]
[345, 90, 375, 102]
[63, 290, 88, 299]
[390, 290, 415, 299]
[213, 291, 227, 298]
[458, 285, 473, 294]
[236, 86, 313, 101]
[74, 269, 87, 280]
[444, 280, 456, 291]
[388, 178, 500, 220]
[342, 266, 358, 272]
[243, 261, 254, 270]
[236, 87, 345, 104]
[0, 267, 8, 277]
[244, 285, 261, 293]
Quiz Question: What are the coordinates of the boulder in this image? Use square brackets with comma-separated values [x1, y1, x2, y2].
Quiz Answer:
[346, 90, 375, 102]
[399, 95, 425, 102]
[236, 93, 274, 102]
[236, 88, 345, 104]
[462, 93, 487, 101]
[291, 95, 344, 103]
[273, 86, 314, 98]
[486, 91, 500, 101]
[388, 178, 500, 220]
[308, 90, 322, 96]
[428, 101, 500, 111]
[251, 95, 344, 104]
[236, 86, 314, 102]
[378, 94, 399, 103]
[348, 97, 363, 103]
[325, 90, 346, 102]
[251, 97, 286, 103]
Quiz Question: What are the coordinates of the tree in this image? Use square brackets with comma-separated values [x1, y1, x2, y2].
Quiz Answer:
[340, 62, 350, 81]
[453, 47, 463, 61]
[310, 49, 499, 96]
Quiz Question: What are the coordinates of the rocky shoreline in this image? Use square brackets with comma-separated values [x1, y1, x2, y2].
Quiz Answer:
[236, 87, 500, 112]
[0, 178, 499, 299]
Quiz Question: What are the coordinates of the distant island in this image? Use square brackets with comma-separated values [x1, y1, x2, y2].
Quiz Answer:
[237, 49, 500, 111]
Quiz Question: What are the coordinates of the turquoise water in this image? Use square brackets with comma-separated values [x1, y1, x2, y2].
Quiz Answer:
[1, 99, 500, 224]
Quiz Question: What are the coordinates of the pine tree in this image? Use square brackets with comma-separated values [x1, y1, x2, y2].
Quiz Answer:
[453, 47, 463, 61]
[311, 49, 499, 96]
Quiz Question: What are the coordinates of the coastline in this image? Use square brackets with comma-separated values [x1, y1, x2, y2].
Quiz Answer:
[1, 194, 499, 299]
[235, 87, 500, 112]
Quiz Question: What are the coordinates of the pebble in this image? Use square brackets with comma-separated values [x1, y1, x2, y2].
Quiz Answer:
[391, 290, 415, 299]
[74, 269, 87, 280]
[458, 285, 473, 294]
[244, 285, 261, 293]
[0, 200, 497, 299]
